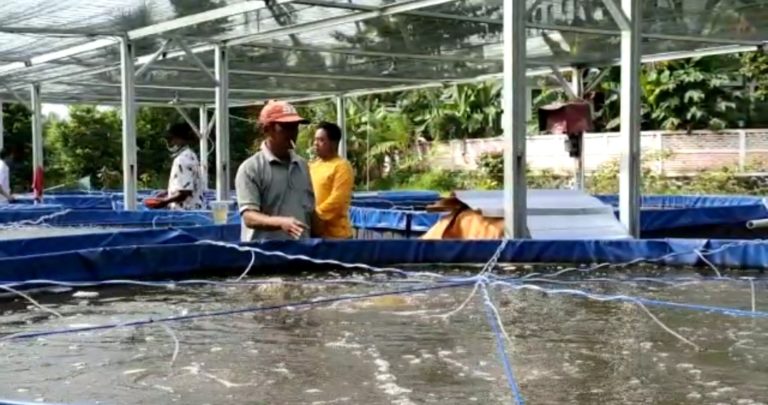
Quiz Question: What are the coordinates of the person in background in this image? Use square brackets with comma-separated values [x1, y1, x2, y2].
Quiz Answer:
[309, 122, 354, 239]
[0, 149, 14, 204]
[146, 122, 205, 210]
[235, 100, 314, 241]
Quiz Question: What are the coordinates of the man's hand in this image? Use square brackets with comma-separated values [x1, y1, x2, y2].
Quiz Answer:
[274, 216, 307, 239]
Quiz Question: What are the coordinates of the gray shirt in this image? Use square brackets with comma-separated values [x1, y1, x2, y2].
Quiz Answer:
[235, 143, 315, 241]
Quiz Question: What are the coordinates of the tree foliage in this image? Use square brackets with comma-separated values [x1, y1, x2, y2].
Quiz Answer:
[1, 103, 33, 191]
[46, 106, 122, 188]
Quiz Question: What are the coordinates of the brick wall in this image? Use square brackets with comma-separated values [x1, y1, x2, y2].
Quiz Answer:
[431, 129, 768, 174]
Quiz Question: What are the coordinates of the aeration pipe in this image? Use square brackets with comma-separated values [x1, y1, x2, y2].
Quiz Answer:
[745, 218, 768, 229]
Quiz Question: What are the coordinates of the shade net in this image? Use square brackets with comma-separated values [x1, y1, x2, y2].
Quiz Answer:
[0, 0, 766, 104]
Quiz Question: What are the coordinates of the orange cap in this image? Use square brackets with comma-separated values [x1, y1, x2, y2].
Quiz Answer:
[259, 100, 307, 125]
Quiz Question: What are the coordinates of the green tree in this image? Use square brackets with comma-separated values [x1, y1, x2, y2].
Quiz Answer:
[399, 81, 503, 141]
[1, 103, 33, 192]
[642, 58, 739, 131]
[46, 106, 122, 188]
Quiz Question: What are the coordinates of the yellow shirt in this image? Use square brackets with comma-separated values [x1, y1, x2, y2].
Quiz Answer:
[309, 156, 354, 238]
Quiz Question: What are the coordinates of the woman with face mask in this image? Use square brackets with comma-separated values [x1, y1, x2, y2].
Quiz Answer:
[145, 122, 205, 211]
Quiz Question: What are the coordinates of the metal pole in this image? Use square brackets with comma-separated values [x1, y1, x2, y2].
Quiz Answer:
[619, 0, 641, 237]
[366, 109, 370, 190]
[214, 44, 230, 201]
[0, 99, 4, 153]
[199, 105, 209, 192]
[120, 38, 138, 210]
[571, 68, 585, 191]
[336, 96, 347, 159]
[30, 84, 43, 188]
[502, 0, 528, 238]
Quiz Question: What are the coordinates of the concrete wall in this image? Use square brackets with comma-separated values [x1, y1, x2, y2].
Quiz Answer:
[429, 129, 768, 175]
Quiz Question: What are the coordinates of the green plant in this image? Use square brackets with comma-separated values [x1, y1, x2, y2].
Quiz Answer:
[586, 150, 679, 194]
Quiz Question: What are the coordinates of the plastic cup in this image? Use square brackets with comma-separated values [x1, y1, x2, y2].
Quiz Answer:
[210, 201, 229, 225]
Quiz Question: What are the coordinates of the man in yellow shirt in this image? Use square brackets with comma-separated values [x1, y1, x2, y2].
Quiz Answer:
[309, 122, 354, 238]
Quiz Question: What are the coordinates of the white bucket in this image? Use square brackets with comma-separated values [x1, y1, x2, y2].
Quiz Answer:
[210, 201, 229, 225]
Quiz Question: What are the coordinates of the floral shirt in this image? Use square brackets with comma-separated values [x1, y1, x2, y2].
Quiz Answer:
[168, 147, 206, 210]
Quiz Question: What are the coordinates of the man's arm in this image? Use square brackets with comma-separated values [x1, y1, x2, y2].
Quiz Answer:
[155, 190, 191, 208]
[236, 162, 270, 230]
[0, 186, 13, 202]
[314, 161, 354, 221]
[242, 210, 288, 230]
[0, 168, 12, 202]
[157, 159, 195, 208]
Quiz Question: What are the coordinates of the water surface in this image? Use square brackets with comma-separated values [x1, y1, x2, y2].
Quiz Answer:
[0, 267, 766, 404]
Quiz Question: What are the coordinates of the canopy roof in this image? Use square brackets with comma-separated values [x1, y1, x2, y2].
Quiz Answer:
[0, 0, 765, 106]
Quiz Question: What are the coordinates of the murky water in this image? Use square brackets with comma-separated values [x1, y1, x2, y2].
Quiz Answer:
[0, 267, 767, 405]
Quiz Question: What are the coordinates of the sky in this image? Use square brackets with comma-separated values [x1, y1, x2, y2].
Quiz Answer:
[42, 104, 70, 119]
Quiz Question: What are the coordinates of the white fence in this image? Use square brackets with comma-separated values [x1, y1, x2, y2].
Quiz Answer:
[430, 129, 768, 174]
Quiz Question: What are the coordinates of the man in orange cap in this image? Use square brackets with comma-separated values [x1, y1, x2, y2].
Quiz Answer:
[235, 100, 315, 241]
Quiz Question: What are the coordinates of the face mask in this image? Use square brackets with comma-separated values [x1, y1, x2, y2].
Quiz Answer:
[167, 144, 182, 155]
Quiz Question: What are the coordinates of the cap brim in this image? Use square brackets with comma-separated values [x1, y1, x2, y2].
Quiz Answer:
[272, 114, 309, 124]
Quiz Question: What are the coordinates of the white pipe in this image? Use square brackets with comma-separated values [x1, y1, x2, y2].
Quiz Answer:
[746, 218, 768, 230]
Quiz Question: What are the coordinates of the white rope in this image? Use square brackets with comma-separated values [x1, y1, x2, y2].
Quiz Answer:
[158, 324, 180, 368]
[435, 239, 509, 319]
[151, 212, 213, 229]
[0, 284, 64, 319]
[481, 283, 516, 348]
[0, 209, 72, 229]
[519, 239, 768, 281]
[197, 240, 445, 279]
[235, 251, 256, 281]
[492, 281, 701, 351]
[695, 250, 722, 278]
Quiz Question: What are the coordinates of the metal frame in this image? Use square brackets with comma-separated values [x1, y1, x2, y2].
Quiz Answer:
[570, 68, 586, 191]
[0, 99, 3, 153]
[503, 0, 528, 238]
[29, 84, 43, 189]
[0, 0, 762, 228]
[120, 37, 138, 210]
[214, 44, 230, 202]
[199, 105, 210, 192]
[0, 1, 292, 77]
[336, 95, 347, 159]
[618, 0, 642, 238]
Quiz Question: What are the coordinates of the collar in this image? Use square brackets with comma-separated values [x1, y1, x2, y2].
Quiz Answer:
[261, 142, 299, 164]
[171, 145, 190, 159]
